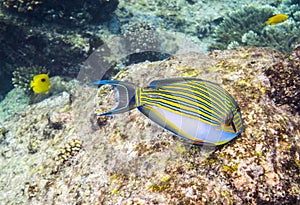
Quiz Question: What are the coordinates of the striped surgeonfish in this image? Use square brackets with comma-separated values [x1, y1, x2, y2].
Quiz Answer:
[90, 77, 244, 146]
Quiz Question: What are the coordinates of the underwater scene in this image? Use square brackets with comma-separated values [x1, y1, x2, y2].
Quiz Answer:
[0, 0, 299, 204]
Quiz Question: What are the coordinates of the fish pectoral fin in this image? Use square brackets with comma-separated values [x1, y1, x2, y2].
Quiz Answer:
[221, 110, 237, 133]
[224, 110, 233, 126]
[192, 140, 215, 146]
[30, 81, 35, 88]
[231, 121, 237, 133]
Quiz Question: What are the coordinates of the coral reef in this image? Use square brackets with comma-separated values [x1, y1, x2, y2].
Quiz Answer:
[121, 21, 170, 65]
[12, 66, 47, 93]
[0, 0, 120, 99]
[209, 6, 274, 50]
[1, 0, 119, 25]
[0, 47, 299, 204]
[116, 0, 272, 53]
[0, 88, 30, 122]
[0, 0, 277, 100]
[0, 19, 104, 76]
[123, 22, 160, 53]
[1, 0, 300, 204]
[209, 6, 300, 54]
[0, 13, 104, 99]
[0, 76, 78, 122]
[265, 45, 300, 114]
[11, 66, 76, 104]
[52, 137, 82, 174]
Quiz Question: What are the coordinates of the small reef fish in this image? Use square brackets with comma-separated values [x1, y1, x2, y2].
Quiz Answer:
[30, 74, 51, 94]
[90, 78, 244, 146]
[265, 14, 288, 25]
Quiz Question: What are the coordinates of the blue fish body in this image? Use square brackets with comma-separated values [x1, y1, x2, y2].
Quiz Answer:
[90, 78, 244, 146]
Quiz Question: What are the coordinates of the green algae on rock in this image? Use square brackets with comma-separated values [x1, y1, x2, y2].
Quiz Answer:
[0, 47, 299, 204]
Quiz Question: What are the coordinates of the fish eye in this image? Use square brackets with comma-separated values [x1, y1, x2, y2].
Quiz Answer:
[41, 78, 46, 82]
[236, 106, 240, 112]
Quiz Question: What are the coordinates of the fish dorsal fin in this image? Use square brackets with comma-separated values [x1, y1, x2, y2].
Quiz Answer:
[149, 77, 202, 88]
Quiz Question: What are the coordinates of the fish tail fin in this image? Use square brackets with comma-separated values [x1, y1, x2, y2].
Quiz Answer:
[89, 80, 138, 116]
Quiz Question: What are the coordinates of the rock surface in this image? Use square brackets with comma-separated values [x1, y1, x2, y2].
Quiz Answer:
[0, 47, 299, 204]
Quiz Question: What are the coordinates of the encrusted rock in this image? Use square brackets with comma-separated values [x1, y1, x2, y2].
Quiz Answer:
[56, 138, 81, 162]
[0, 47, 299, 204]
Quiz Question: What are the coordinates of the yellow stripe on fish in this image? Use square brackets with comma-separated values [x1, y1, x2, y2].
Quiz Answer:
[140, 90, 223, 122]
[155, 83, 232, 119]
[89, 77, 245, 146]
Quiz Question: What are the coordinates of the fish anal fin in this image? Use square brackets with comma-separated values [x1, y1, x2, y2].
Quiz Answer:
[191, 140, 215, 146]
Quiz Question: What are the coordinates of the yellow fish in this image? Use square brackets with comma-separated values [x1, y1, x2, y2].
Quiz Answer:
[30, 74, 51, 94]
[265, 14, 288, 25]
